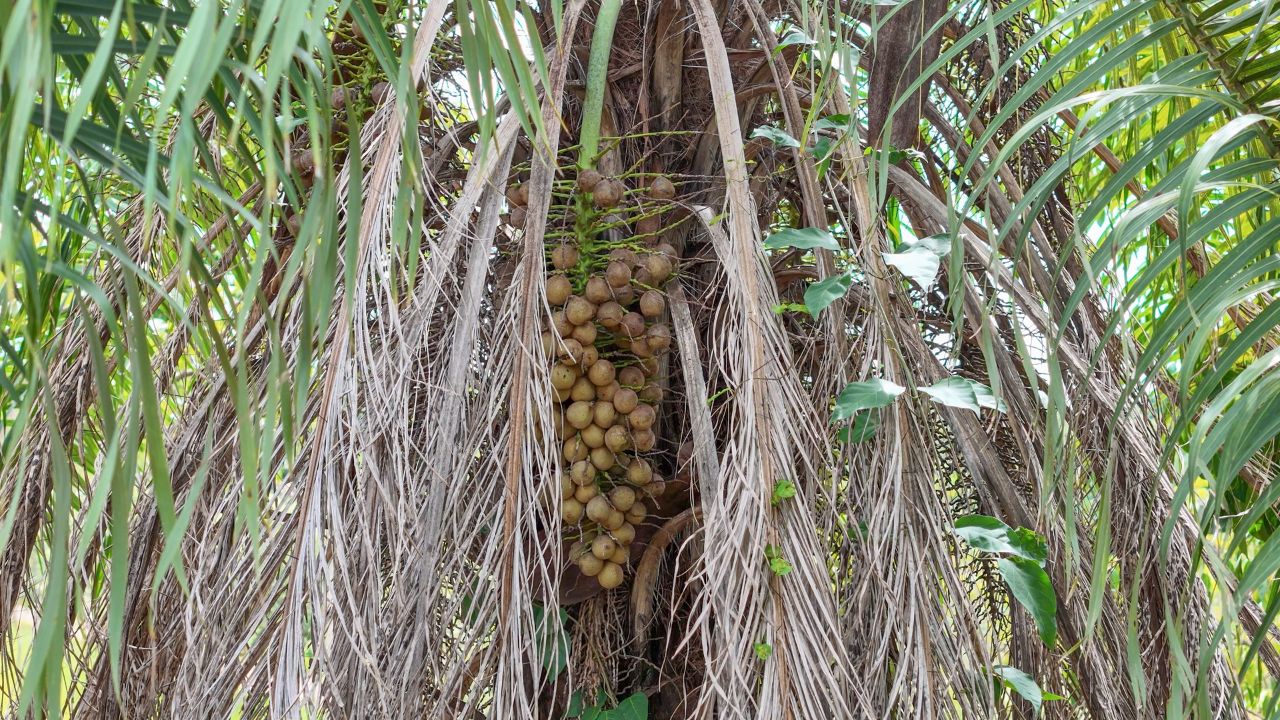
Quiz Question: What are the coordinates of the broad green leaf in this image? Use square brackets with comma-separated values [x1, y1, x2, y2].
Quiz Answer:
[764, 544, 793, 575]
[771, 479, 797, 505]
[750, 125, 801, 148]
[602, 692, 649, 720]
[814, 114, 852, 131]
[954, 515, 1049, 564]
[763, 227, 839, 251]
[837, 411, 880, 443]
[882, 236, 949, 288]
[804, 271, 853, 317]
[998, 557, 1058, 646]
[832, 378, 904, 421]
[920, 377, 982, 414]
[994, 665, 1044, 711]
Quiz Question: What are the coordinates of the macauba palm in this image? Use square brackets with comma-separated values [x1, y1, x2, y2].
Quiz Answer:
[2, 0, 1279, 717]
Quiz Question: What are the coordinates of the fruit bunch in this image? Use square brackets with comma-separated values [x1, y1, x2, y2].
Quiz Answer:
[540, 171, 678, 590]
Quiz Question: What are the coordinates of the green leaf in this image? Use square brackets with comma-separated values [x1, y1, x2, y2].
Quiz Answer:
[764, 544, 793, 576]
[921, 377, 1007, 414]
[754, 642, 773, 660]
[994, 665, 1044, 711]
[882, 236, 950, 289]
[832, 378, 905, 422]
[836, 411, 880, 443]
[771, 479, 797, 505]
[601, 692, 649, 720]
[954, 515, 1049, 564]
[814, 114, 852, 132]
[531, 605, 570, 679]
[763, 227, 839, 251]
[804, 271, 853, 317]
[998, 557, 1058, 646]
[776, 28, 814, 49]
[750, 125, 801, 149]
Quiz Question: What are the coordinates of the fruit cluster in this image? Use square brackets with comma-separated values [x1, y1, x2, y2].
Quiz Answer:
[531, 171, 678, 590]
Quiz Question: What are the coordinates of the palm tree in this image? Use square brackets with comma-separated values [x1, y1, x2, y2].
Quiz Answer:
[2, 0, 1279, 716]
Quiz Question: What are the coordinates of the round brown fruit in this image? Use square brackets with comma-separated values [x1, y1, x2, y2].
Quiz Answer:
[564, 436, 589, 463]
[592, 179, 622, 209]
[640, 384, 664, 404]
[552, 311, 574, 337]
[574, 484, 597, 503]
[581, 424, 605, 449]
[597, 301, 624, 330]
[551, 364, 578, 391]
[626, 501, 648, 524]
[570, 460, 594, 485]
[611, 523, 636, 544]
[630, 338, 653, 358]
[586, 495, 612, 524]
[633, 265, 653, 287]
[561, 474, 576, 500]
[608, 545, 630, 564]
[647, 324, 672, 350]
[627, 459, 652, 486]
[604, 510, 626, 531]
[590, 446, 616, 471]
[628, 404, 656, 431]
[609, 247, 639, 266]
[646, 254, 674, 284]
[636, 215, 660, 236]
[553, 385, 572, 403]
[562, 499, 584, 523]
[571, 322, 597, 346]
[644, 478, 667, 498]
[640, 290, 665, 318]
[593, 400, 617, 428]
[618, 367, 645, 388]
[579, 345, 600, 369]
[591, 535, 617, 560]
[621, 313, 646, 339]
[566, 401, 593, 429]
[577, 168, 603, 193]
[638, 357, 660, 377]
[597, 562, 624, 589]
[570, 377, 596, 402]
[509, 206, 528, 228]
[565, 296, 596, 325]
[655, 242, 678, 260]
[613, 387, 639, 414]
[585, 277, 612, 304]
[609, 486, 637, 512]
[633, 429, 657, 452]
[556, 338, 584, 362]
[587, 359, 616, 387]
[546, 275, 572, 305]
[650, 175, 676, 200]
[605, 261, 632, 288]
[605, 425, 630, 452]
[578, 553, 604, 576]
[505, 184, 526, 207]
[552, 244, 579, 270]
[612, 283, 635, 305]
[597, 381, 619, 402]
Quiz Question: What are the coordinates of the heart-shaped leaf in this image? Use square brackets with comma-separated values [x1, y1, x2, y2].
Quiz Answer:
[763, 227, 839, 251]
[998, 557, 1058, 646]
[883, 234, 951, 288]
[836, 410, 880, 443]
[804, 271, 852, 317]
[954, 515, 1048, 564]
[750, 125, 800, 149]
[921, 377, 1006, 414]
[994, 665, 1044, 711]
[832, 378, 904, 422]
